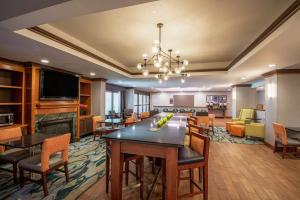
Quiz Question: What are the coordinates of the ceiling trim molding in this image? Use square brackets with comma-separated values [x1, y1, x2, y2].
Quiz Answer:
[225, 0, 300, 70]
[262, 69, 300, 77]
[231, 84, 252, 88]
[26, 27, 228, 76]
[25, 1, 300, 78]
[27, 26, 132, 75]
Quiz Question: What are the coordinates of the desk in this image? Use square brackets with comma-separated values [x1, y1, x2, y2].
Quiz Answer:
[102, 113, 186, 200]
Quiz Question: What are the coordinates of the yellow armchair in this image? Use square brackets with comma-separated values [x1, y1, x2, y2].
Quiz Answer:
[232, 109, 255, 124]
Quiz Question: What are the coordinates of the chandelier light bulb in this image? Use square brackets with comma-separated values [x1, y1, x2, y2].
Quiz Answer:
[181, 78, 185, 83]
[152, 46, 159, 53]
[158, 79, 163, 84]
[137, 63, 142, 70]
[164, 75, 169, 81]
[155, 74, 159, 79]
[142, 53, 148, 59]
[154, 59, 161, 68]
[168, 70, 173, 75]
[181, 66, 185, 70]
[183, 59, 189, 66]
[153, 40, 159, 45]
[176, 50, 180, 55]
[175, 67, 181, 74]
[162, 67, 168, 72]
[187, 73, 191, 77]
[143, 69, 149, 76]
[158, 55, 163, 63]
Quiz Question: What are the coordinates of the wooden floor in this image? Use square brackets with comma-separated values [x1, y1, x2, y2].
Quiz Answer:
[78, 119, 300, 200]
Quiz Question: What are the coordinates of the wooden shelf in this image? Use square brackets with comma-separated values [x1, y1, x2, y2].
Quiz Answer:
[80, 115, 93, 119]
[0, 102, 22, 106]
[80, 93, 91, 97]
[0, 84, 22, 89]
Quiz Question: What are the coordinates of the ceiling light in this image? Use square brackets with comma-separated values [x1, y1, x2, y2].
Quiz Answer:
[118, 81, 122, 83]
[136, 23, 189, 84]
[90, 72, 96, 76]
[181, 78, 185, 83]
[137, 63, 142, 70]
[268, 64, 276, 68]
[158, 79, 163, 84]
[143, 69, 149, 76]
[241, 76, 246, 80]
[41, 59, 49, 64]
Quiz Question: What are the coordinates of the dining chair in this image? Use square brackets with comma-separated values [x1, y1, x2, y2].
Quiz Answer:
[92, 115, 108, 141]
[106, 140, 144, 199]
[272, 123, 300, 159]
[165, 129, 210, 199]
[0, 126, 30, 183]
[19, 133, 71, 196]
[124, 113, 137, 127]
[140, 112, 150, 120]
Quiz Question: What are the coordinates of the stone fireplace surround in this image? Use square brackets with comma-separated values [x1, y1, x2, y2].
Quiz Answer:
[35, 112, 77, 142]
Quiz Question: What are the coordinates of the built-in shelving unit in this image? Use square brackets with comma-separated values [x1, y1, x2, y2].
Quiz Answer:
[79, 78, 92, 137]
[0, 61, 25, 125]
[80, 78, 91, 117]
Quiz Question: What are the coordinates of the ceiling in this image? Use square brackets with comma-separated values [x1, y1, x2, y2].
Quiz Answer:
[51, 0, 293, 70]
[0, 0, 299, 91]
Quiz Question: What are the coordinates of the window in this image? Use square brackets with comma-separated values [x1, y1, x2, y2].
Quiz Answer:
[105, 91, 121, 115]
[134, 93, 150, 115]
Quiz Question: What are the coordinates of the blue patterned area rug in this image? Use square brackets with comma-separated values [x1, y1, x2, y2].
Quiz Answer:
[0, 136, 106, 200]
[211, 127, 264, 145]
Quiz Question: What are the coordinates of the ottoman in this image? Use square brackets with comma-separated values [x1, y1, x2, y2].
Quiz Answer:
[245, 123, 265, 139]
[226, 122, 242, 132]
[230, 125, 245, 137]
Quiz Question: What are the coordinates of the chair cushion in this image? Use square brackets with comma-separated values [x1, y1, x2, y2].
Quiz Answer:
[19, 153, 63, 172]
[178, 147, 204, 165]
[278, 137, 300, 146]
[0, 148, 30, 163]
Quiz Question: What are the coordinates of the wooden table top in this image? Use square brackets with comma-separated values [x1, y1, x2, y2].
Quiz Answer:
[0, 133, 60, 148]
[102, 113, 187, 147]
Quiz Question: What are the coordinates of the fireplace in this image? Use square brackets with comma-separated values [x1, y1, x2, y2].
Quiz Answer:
[35, 112, 77, 142]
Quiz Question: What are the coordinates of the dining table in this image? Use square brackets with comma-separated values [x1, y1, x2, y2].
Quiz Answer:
[102, 113, 187, 200]
[0, 133, 61, 154]
[286, 127, 300, 140]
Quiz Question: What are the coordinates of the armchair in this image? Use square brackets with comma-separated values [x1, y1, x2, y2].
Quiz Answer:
[232, 109, 255, 124]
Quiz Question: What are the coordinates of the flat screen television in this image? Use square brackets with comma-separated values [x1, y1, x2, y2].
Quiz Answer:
[40, 69, 79, 100]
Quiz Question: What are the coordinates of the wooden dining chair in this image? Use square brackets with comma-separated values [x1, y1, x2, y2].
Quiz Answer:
[19, 133, 71, 196]
[273, 123, 300, 159]
[140, 112, 150, 120]
[106, 140, 144, 199]
[92, 115, 107, 140]
[0, 126, 30, 183]
[124, 113, 137, 127]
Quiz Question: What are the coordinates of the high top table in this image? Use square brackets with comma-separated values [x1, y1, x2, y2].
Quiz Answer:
[102, 113, 187, 200]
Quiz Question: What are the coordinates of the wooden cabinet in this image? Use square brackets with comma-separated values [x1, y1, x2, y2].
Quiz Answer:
[79, 115, 93, 137]
[0, 60, 25, 126]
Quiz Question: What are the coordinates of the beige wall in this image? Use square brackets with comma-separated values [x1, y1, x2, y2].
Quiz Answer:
[150, 91, 232, 117]
[91, 80, 106, 115]
[277, 74, 300, 126]
[232, 86, 257, 118]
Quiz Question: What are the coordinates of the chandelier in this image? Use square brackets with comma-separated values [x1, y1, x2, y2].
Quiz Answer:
[136, 23, 190, 83]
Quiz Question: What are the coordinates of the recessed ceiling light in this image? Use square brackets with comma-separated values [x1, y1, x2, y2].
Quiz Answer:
[90, 72, 96, 76]
[241, 76, 247, 80]
[41, 59, 49, 64]
[268, 64, 276, 68]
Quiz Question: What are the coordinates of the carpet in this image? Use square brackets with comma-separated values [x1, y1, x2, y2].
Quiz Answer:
[211, 127, 264, 145]
[0, 136, 106, 200]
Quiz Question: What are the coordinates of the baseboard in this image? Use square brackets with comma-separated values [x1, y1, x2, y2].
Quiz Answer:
[264, 141, 274, 150]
